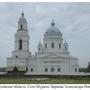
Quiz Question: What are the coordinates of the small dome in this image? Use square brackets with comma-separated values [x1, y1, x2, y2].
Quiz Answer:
[38, 41, 42, 47]
[44, 20, 62, 37]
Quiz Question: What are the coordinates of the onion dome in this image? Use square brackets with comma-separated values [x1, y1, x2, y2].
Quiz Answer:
[18, 11, 27, 24]
[18, 11, 27, 31]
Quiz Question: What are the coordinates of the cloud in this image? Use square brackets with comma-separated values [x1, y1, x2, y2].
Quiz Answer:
[0, 3, 90, 67]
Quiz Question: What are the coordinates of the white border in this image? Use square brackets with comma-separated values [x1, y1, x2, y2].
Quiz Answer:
[0, 0, 90, 2]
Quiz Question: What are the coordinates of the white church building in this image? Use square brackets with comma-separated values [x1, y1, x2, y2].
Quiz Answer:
[6, 12, 79, 75]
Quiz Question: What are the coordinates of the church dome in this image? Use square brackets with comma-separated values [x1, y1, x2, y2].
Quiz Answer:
[44, 20, 62, 37]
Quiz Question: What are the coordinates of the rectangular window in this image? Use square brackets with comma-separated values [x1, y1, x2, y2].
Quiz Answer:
[19, 39, 22, 50]
[59, 44, 61, 48]
[51, 43, 54, 48]
[51, 68, 54, 72]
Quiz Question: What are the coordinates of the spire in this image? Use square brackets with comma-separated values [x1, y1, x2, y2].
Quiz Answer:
[51, 20, 55, 26]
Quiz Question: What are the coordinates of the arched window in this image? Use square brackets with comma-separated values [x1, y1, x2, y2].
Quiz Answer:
[57, 68, 61, 72]
[75, 68, 77, 72]
[19, 39, 22, 50]
[45, 68, 48, 72]
[51, 43, 54, 48]
[20, 25, 23, 29]
[59, 44, 61, 48]
[31, 68, 33, 72]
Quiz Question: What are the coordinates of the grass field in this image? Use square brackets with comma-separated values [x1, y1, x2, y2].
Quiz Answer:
[0, 76, 90, 84]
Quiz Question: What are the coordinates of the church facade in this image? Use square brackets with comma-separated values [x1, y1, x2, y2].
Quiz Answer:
[6, 12, 79, 75]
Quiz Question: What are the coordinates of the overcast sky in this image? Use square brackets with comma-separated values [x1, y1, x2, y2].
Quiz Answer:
[0, 2, 90, 67]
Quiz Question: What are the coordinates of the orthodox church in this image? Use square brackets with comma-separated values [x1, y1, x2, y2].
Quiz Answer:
[6, 12, 79, 75]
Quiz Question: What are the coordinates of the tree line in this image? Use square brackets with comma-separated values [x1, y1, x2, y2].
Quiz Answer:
[79, 62, 90, 72]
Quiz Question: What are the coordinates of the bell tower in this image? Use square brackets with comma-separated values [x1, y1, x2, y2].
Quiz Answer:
[12, 11, 31, 58]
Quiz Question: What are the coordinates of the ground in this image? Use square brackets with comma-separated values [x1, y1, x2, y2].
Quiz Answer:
[0, 76, 90, 84]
